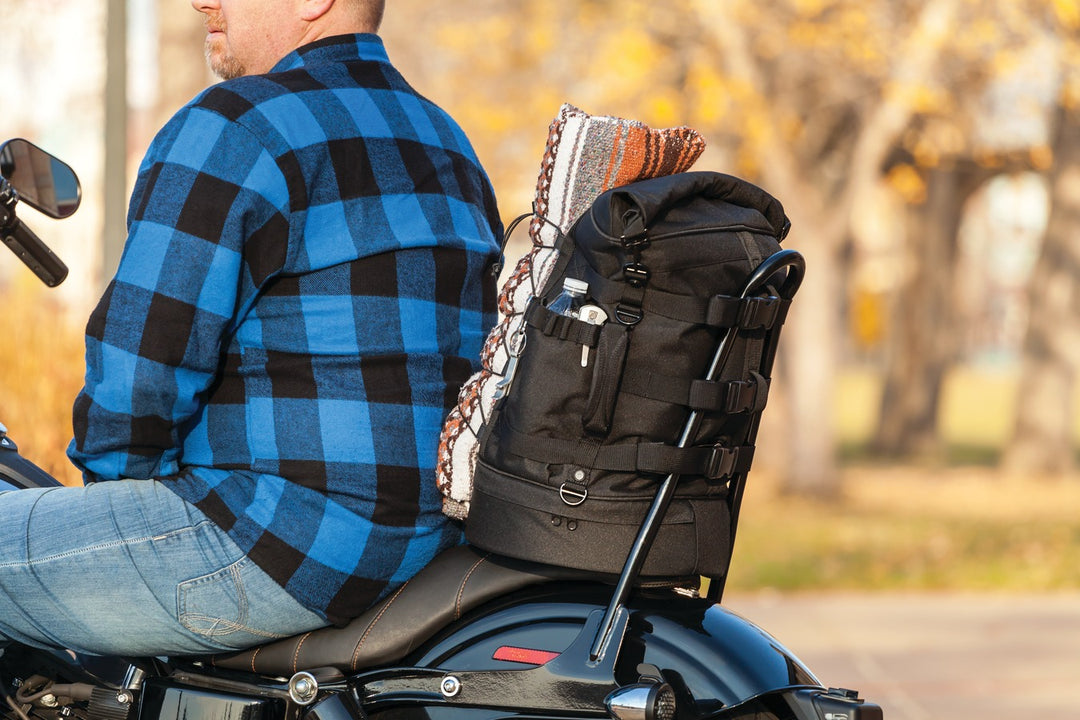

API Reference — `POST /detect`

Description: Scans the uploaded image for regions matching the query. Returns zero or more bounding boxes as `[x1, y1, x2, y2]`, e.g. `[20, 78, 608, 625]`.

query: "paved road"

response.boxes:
[723, 592, 1080, 719]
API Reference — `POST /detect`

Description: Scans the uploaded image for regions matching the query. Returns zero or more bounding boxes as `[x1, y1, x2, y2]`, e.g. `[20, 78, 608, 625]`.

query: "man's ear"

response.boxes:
[299, 0, 335, 21]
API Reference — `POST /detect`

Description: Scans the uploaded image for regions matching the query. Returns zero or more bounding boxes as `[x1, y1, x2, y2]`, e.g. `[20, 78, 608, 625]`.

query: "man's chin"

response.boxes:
[209, 54, 246, 80]
[205, 42, 246, 80]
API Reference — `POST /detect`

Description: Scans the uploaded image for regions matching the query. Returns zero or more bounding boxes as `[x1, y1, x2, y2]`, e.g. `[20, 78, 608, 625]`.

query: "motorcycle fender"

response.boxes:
[393, 585, 821, 716]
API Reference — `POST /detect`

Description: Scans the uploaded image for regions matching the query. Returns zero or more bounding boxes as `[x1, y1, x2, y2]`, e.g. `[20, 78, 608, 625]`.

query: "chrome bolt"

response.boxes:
[440, 675, 462, 698]
[288, 672, 319, 706]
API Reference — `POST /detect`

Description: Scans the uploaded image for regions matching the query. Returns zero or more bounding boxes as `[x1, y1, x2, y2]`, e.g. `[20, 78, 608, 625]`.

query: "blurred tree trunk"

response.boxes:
[103, 0, 127, 283]
[1003, 106, 1080, 476]
[698, 0, 960, 496]
[155, 0, 211, 129]
[873, 163, 983, 457]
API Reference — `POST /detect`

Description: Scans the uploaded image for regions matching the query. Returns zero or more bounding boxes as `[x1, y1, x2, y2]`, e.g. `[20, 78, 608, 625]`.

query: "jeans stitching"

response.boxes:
[178, 559, 290, 641]
[0, 519, 217, 568]
[178, 613, 285, 639]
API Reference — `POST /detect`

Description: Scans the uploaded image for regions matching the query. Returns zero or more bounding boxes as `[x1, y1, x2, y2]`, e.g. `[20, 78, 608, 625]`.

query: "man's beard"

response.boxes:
[203, 14, 245, 80]
[207, 42, 246, 80]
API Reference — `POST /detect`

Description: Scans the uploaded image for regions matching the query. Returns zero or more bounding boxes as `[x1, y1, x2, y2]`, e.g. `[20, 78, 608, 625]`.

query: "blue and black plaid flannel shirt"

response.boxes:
[67, 34, 503, 624]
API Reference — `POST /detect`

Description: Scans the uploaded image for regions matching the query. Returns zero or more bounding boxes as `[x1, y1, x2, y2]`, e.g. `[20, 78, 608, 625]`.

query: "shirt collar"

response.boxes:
[269, 33, 389, 73]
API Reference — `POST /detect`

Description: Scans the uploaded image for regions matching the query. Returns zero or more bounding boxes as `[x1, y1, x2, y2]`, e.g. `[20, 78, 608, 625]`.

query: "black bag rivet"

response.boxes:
[551, 516, 562, 527]
[567, 520, 578, 531]
[559, 483, 588, 506]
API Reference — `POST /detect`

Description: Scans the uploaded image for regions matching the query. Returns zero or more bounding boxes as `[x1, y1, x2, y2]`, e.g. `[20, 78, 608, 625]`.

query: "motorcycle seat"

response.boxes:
[199, 545, 607, 677]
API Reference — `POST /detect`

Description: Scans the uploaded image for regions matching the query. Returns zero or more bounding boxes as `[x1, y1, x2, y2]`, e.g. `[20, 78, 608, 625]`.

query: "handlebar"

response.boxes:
[0, 215, 69, 287]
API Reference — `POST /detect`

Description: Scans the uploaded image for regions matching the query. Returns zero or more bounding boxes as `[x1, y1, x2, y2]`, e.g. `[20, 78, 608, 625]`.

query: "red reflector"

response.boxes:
[492, 646, 561, 665]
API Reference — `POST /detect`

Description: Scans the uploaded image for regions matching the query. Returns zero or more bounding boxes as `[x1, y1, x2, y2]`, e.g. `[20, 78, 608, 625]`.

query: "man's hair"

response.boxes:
[355, 0, 386, 31]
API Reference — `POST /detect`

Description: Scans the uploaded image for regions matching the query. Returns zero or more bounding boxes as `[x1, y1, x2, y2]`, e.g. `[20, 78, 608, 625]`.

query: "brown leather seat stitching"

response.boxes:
[350, 581, 411, 671]
[292, 632, 313, 674]
[455, 553, 490, 620]
[250, 646, 261, 674]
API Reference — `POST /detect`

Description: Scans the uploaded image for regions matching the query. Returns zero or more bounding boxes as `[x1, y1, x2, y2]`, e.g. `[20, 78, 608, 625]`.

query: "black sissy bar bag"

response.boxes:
[466, 171, 793, 579]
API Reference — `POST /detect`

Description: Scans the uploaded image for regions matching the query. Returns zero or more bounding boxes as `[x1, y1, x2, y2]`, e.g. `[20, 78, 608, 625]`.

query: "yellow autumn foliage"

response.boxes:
[1054, 0, 1080, 27]
[0, 275, 85, 486]
[886, 163, 928, 204]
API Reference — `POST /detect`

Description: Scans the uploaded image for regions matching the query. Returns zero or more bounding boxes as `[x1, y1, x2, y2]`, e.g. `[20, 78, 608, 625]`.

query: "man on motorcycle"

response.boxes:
[0, 0, 502, 657]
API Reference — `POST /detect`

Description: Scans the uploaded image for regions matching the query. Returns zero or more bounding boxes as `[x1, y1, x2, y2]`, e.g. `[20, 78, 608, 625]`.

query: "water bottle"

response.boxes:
[547, 277, 589, 318]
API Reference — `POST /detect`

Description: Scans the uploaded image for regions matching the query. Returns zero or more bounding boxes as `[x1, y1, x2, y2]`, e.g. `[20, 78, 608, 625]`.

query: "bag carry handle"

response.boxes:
[604, 171, 791, 242]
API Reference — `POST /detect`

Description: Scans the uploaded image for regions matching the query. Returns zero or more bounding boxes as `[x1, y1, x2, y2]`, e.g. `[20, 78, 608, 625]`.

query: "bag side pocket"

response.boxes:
[582, 323, 629, 436]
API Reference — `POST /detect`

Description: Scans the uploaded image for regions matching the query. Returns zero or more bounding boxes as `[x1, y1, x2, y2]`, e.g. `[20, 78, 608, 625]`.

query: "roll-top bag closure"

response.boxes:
[596, 171, 791, 243]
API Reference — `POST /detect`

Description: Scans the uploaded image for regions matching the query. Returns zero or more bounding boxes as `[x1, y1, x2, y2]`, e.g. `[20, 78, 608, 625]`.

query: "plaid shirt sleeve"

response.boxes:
[68, 105, 289, 481]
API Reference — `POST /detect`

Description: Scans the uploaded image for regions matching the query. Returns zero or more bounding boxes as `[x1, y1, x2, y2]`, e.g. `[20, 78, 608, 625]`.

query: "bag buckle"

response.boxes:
[723, 380, 755, 414]
[739, 296, 782, 330]
[622, 262, 651, 288]
[704, 445, 738, 480]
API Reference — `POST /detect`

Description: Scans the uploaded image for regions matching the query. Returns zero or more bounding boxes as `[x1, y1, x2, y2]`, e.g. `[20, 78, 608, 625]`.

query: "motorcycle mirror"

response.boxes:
[0, 138, 81, 219]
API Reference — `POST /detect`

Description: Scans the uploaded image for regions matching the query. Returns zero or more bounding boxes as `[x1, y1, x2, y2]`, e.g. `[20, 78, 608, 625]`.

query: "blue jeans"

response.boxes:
[0, 479, 327, 656]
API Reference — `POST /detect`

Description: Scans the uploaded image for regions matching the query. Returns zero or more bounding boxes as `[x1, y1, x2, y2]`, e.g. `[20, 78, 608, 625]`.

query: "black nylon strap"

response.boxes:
[700, 294, 791, 329]
[584, 275, 790, 329]
[496, 426, 755, 480]
[620, 368, 770, 414]
[524, 302, 605, 346]
[731, 295, 790, 330]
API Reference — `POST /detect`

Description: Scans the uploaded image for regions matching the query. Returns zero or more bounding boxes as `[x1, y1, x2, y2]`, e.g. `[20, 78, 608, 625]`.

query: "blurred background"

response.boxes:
[1, 2, 1078, 711]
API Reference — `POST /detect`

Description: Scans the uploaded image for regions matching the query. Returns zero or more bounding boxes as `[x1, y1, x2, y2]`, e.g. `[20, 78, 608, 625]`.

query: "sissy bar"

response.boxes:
[587, 248, 806, 663]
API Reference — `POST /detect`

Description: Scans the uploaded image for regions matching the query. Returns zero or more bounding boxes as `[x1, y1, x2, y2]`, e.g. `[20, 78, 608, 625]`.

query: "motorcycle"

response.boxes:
[0, 138, 883, 720]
